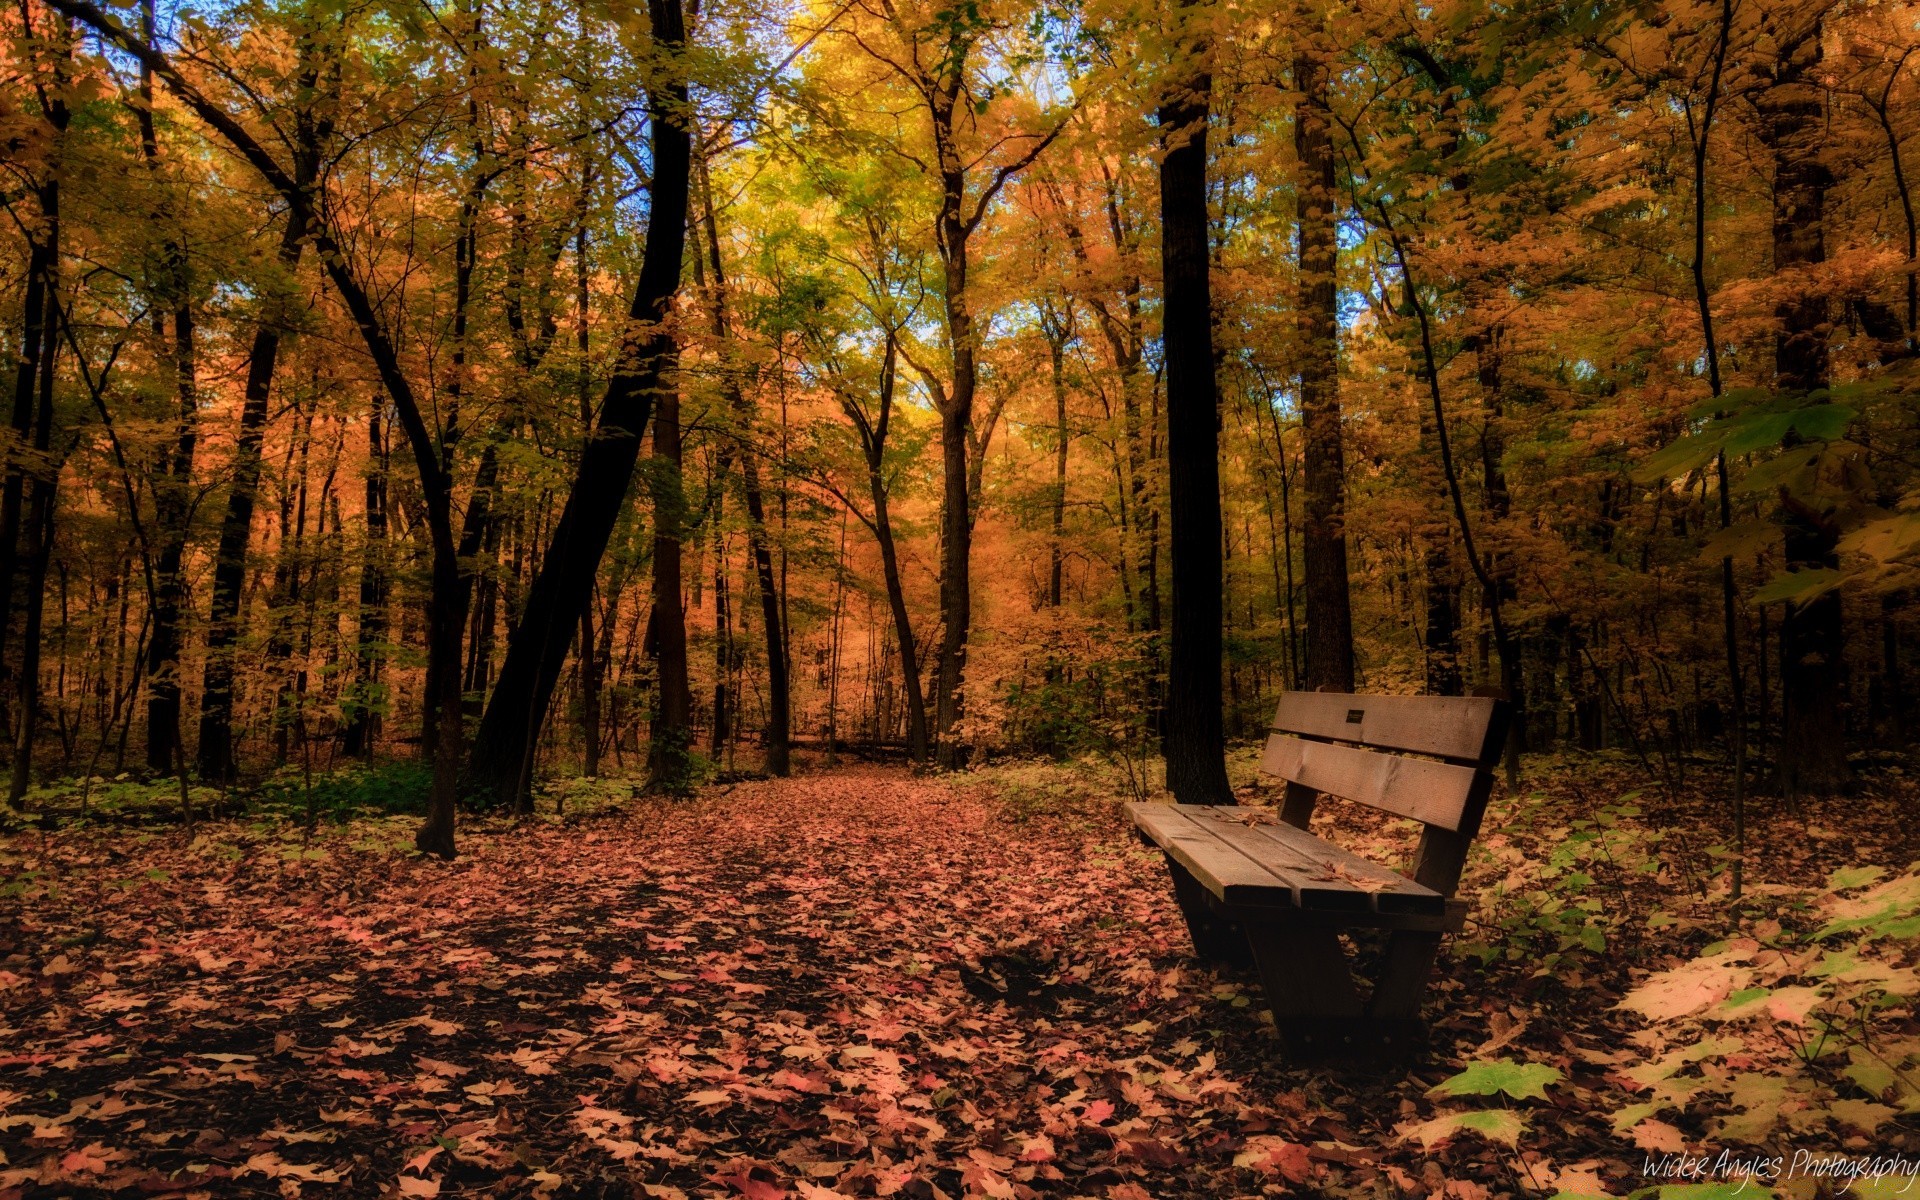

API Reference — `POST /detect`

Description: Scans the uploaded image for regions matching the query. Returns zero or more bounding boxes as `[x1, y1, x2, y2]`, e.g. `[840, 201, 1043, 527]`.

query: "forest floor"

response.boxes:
[2, 756, 1919, 1200]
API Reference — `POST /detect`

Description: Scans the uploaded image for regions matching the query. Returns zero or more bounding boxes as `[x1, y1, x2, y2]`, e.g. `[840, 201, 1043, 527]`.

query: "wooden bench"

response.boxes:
[1129, 690, 1509, 1059]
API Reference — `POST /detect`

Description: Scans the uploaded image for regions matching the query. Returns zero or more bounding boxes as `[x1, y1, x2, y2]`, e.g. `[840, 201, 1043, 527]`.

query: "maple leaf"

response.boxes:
[1400, 1110, 1527, 1150]
[1617, 957, 1750, 1022]
[1428, 1059, 1564, 1102]
[1630, 1120, 1688, 1153]
[1232, 1135, 1314, 1180]
[58, 1144, 116, 1175]
[713, 1164, 788, 1200]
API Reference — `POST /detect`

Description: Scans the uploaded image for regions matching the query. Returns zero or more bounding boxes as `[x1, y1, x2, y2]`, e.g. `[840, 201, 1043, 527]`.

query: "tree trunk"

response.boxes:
[1761, 17, 1849, 798]
[1158, 31, 1234, 806]
[341, 406, 387, 757]
[464, 0, 690, 808]
[1294, 34, 1355, 694]
[1044, 305, 1070, 608]
[196, 202, 310, 779]
[646, 380, 693, 792]
[695, 145, 789, 775]
[138, 0, 197, 776]
[579, 597, 600, 776]
[7, 183, 62, 804]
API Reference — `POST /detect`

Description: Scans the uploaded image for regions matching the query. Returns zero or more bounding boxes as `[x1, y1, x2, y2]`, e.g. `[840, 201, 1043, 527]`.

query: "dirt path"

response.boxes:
[0, 767, 1681, 1198]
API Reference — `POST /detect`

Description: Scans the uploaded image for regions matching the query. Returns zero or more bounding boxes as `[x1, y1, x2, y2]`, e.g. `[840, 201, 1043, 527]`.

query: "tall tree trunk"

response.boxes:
[138, 0, 197, 776]
[196, 194, 312, 779]
[1294, 32, 1355, 694]
[710, 495, 732, 757]
[1761, 16, 1849, 798]
[932, 201, 978, 768]
[695, 144, 789, 775]
[645, 379, 693, 792]
[1158, 25, 1234, 806]
[464, 0, 690, 808]
[7, 5, 66, 797]
[865, 335, 929, 762]
[341, 406, 387, 757]
[1043, 303, 1071, 608]
[9, 345, 58, 805]
[0, 236, 54, 723]
[6, 143, 62, 804]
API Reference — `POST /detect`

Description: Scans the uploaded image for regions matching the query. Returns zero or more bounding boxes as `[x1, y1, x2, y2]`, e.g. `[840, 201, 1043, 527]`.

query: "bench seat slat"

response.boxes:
[1129, 803, 1294, 907]
[1129, 803, 1445, 917]
[1260, 734, 1489, 835]
[1167, 804, 1444, 916]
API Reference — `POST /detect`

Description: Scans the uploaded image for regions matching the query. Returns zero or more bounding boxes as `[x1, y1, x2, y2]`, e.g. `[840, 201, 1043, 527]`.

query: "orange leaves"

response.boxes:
[20, 765, 1907, 1200]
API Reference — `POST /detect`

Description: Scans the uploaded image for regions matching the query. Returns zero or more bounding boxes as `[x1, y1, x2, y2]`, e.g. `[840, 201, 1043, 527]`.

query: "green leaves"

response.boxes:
[1634, 388, 1856, 485]
[1428, 1058, 1564, 1101]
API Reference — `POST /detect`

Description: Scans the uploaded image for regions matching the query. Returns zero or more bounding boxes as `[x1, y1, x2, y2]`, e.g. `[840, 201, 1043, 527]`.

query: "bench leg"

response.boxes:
[1246, 923, 1424, 1060]
[1165, 859, 1252, 967]
[1368, 930, 1443, 1021]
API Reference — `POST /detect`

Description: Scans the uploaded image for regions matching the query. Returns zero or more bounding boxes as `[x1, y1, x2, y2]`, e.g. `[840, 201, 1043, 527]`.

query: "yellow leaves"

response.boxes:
[1399, 1109, 1528, 1150]
[1618, 952, 1752, 1021]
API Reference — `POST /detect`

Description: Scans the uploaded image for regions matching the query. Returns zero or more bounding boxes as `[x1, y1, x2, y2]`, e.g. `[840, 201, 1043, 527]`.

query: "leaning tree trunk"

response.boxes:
[463, 0, 690, 809]
[1761, 18, 1849, 798]
[868, 335, 930, 762]
[196, 203, 310, 779]
[1294, 33, 1355, 694]
[1158, 26, 1235, 806]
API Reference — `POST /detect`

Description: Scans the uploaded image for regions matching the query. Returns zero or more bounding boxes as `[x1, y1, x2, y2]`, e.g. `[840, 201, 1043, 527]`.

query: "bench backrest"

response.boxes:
[1259, 690, 1510, 896]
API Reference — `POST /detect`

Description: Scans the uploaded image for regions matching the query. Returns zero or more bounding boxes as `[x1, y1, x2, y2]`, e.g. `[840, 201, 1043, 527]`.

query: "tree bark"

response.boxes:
[866, 335, 929, 762]
[1760, 15, 1849, 798]
[196, 192, 312, 779]
[1158, 28, 1234, 806]
[464, 0, 690, 808]
[137, 0, 198, 776]
[645, 377, 693, 792]
[695, 145, 789, 775]
[1293, 33, 1355, 694]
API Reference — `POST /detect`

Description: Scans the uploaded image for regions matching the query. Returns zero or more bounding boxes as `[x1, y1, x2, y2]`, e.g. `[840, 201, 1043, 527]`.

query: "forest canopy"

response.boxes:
[1, 0, 1917, 852]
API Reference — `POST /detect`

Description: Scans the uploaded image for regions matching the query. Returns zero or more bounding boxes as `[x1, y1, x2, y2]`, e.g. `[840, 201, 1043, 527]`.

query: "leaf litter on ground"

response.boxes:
[0, 757, 1916, 1199]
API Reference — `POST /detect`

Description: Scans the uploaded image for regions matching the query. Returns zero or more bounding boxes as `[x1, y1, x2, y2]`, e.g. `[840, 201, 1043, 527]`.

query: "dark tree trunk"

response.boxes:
[464, 0, 690, 808]
[137, 0, 197, 776]
[7, 176, 62, 803]
[695, 148, 789, 775]
[341, 406, 387, 757]
[1043, 305, 1070, 608]
[710, 496, 731, 757]
[1294, 38, 1355, 694]
[142, 302, 196, 776]
[197, 202, 310, 779]
[646, 382, 693, 792]
[1761, 19, 1849, 798]
[0, 236, 54, 719]
[1158, 41, 1234, 806]
[867, 335, 929, 762]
